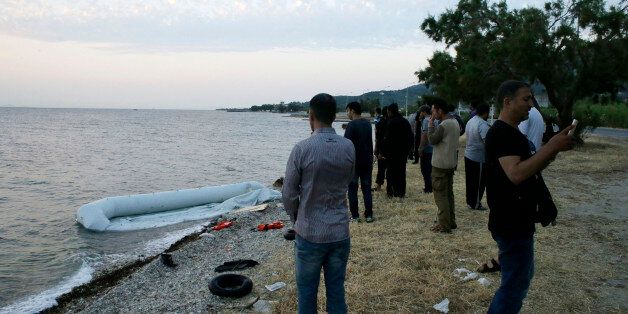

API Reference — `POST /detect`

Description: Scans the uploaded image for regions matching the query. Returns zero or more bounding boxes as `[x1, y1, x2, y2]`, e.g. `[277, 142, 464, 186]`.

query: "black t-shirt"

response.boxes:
[344, 118, 374, 169]
[485, 120, 537, 237]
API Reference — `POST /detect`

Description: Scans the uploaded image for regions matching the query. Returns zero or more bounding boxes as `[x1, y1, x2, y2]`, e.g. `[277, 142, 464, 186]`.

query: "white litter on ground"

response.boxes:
[453, 267, 492, 286]
[433, 298, 450, 313]
[477, 277, 491, 286]
[264, 282, 286, 292]
[453, 267, 478, 281]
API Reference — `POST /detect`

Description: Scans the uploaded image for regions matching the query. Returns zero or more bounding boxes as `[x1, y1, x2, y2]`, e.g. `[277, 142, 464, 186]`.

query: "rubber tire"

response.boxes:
[208, 274, 253, 297]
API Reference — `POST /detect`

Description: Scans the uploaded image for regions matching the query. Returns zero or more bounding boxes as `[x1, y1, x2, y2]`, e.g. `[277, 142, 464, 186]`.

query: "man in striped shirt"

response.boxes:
[282, 93, 356, 314]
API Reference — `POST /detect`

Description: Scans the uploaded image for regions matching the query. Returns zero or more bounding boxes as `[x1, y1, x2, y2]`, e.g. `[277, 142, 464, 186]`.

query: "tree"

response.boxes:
[416, 0, 627, 127]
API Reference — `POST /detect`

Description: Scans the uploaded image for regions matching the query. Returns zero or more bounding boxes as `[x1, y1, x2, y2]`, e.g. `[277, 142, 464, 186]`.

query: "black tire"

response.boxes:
[208, 274, 253, 297]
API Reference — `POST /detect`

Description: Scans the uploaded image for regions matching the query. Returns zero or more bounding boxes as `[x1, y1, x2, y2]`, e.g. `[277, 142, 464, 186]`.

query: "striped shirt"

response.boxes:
[282, 127, 355, 243]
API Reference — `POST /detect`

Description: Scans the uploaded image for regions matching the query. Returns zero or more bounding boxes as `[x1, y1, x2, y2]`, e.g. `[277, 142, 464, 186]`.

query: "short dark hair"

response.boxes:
[309, 93, 336, 125]
[497, 80, 530, 106]
[419, 104, 431, 114]
[429, 97, 450, 113]
[375, 107, 382, 114]
[475, 103, 490, 116]
[388, 103, 399, 115]
[346, 101, 362, 114]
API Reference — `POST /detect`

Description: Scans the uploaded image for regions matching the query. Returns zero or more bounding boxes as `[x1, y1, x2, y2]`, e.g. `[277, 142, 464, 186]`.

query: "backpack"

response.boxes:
[451, 113, 465, 136]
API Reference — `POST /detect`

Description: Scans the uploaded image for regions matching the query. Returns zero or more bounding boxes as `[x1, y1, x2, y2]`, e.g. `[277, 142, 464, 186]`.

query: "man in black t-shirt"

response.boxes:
[485, 80, 575, 313]
[345, 102, 374, 222]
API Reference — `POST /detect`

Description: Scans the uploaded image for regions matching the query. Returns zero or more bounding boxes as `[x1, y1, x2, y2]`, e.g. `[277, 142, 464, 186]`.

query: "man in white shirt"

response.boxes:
[518, 100, 545, 151]
[464, 103, 491, 210]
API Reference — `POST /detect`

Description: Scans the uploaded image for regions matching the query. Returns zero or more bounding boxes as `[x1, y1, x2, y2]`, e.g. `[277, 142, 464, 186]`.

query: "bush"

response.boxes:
[574, 101, 628, 129]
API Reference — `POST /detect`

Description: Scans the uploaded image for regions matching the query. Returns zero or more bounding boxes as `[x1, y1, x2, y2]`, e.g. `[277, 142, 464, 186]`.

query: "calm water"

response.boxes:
[0, 108, 333, 312]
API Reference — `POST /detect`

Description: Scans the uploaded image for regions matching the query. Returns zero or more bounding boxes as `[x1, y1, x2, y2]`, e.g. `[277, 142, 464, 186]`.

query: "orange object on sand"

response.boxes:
[257, 220, 284, 231]
[211, 221, 233, 231]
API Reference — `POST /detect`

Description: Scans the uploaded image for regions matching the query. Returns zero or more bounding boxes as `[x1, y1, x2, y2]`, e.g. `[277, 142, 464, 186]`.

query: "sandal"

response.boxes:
[478, 258, 501, 273]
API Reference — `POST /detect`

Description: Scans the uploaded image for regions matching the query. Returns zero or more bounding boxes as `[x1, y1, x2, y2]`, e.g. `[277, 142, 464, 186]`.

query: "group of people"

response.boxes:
[281, 80, 576, 314]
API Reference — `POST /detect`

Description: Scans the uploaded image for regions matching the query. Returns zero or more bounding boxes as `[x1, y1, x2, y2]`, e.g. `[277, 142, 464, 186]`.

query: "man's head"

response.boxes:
[388, 103, 400, 116]
[375, 107, 382, 115]
[429, 97, 449, 120]
[418, 104, 431, 119]
[382, 106, 389, 118]
[309, 93, 336, 130]
[475, 103, 490, 120]
[497, 80, 533, 122]
[345, 101, 361, 120]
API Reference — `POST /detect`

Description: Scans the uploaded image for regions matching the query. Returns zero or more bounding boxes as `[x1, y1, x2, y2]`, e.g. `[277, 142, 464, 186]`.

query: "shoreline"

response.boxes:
[41, 201, 292, 313]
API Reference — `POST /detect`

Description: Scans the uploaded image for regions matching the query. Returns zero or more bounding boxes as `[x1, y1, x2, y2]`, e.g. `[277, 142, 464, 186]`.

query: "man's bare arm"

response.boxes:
[499, 125, 575, 185]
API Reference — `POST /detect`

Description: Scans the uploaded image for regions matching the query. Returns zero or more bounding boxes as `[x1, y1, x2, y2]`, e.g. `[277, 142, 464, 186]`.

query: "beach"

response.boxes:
[40, 134, 627, 313]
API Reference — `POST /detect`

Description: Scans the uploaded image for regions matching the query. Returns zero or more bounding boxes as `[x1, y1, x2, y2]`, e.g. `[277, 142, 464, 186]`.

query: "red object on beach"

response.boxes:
[211, 221, 233, 231]
[257, 220, 284, 231]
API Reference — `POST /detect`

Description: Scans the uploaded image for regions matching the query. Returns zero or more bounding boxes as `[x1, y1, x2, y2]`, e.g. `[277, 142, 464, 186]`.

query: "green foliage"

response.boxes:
[416, 0, 628, 129]
[574, 101, 628, 129]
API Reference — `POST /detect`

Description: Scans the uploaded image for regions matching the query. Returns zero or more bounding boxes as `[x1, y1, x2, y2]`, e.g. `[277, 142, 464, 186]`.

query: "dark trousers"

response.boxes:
[464, 157, 487, 209]
[420, 152, 433, 192]
[386, 158, 407, 198]
[348, 166, 373, 219]
[375, 158, 387, 185]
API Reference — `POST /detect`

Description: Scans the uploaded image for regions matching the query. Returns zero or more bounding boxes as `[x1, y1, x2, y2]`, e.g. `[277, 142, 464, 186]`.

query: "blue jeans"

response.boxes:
[348, 165, 373, 218]
[488, 233, 535, 314]
[295, 235, 350, 314]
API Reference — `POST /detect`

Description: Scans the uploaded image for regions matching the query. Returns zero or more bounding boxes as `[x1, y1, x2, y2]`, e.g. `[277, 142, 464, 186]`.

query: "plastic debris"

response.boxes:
[253, 299, 272, 313]
[433, 298, 449, 313]
[477, 277, 491, 286]
[265, 281, 286, 292]
[453, 268, 478, 282]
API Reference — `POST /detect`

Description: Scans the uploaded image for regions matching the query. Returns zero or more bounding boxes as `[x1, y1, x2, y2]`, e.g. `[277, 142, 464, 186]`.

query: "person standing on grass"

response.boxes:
[464, 103, 491, 210]
[344, 101, 374, 223]
[417, 104, 436, 193]
[282, 93, 355, 314]
[486, 80, 575, 313]
[428, 98, 460, 233]
[373, 106, 388, 191]
[382, 103, 414, 198]
[518, 96, 545, 151]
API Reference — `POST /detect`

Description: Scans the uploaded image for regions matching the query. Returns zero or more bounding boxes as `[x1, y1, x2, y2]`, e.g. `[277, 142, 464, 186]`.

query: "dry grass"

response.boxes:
[262, 135, 628, 313]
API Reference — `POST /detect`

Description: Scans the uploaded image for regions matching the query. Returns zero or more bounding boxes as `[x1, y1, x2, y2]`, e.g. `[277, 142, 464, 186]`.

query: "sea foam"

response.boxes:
[0, 262, 94, 314]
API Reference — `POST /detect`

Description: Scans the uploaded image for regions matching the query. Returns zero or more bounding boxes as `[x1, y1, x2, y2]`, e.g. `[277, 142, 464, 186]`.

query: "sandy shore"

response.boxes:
[45, 202, 293, 313]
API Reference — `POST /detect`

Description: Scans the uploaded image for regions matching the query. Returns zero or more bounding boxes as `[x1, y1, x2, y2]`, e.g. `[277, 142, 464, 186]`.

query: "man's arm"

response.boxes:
[479, 121, 490, 143]
[499, 126, 575, 185]
[282, 146, 302, 223]
[428, 123, 444, 145]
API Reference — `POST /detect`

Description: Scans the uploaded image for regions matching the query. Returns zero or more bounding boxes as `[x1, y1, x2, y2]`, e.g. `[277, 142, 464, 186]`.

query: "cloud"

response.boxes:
[0, 0, 448, 51]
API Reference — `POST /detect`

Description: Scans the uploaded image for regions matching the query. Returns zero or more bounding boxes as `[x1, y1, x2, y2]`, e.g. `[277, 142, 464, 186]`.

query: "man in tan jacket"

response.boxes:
[428, 98, 460, 233]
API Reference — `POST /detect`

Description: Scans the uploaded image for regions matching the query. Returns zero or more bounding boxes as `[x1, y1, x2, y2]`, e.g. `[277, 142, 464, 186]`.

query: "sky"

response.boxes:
[0, 0, 582, 109]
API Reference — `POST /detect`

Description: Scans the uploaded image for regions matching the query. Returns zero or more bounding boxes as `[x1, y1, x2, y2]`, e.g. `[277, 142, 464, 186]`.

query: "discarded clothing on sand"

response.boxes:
[214, 259, 260, 273]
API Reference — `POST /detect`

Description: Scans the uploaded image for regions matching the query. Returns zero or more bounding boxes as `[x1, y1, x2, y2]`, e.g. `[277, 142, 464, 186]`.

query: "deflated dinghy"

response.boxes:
[76, 181, 281, 231]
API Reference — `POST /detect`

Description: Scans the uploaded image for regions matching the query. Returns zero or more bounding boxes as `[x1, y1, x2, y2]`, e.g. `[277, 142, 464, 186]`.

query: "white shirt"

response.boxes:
[518, 107, 545, 151]
[464, 115, 490, 163]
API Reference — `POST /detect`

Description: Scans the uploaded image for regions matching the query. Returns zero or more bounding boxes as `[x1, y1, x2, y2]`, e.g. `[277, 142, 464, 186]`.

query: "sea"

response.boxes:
[0, 107, 340, 313]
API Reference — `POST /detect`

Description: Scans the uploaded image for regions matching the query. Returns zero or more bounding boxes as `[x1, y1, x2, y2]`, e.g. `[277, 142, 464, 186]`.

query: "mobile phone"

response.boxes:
[567, 119, 578, 136]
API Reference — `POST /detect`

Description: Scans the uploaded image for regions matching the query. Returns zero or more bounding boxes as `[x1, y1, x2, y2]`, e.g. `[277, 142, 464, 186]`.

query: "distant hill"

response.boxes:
[223, 84, 432, 113]
[334, 84, 430, 108]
